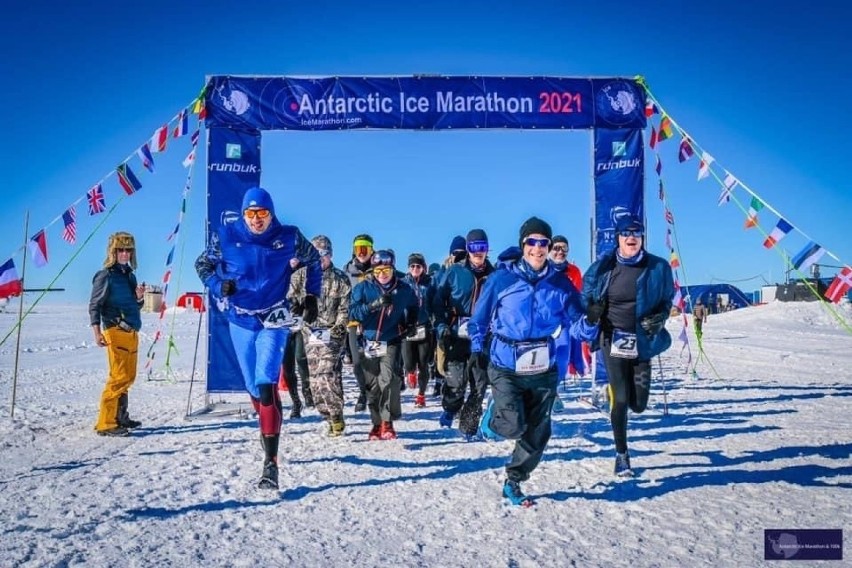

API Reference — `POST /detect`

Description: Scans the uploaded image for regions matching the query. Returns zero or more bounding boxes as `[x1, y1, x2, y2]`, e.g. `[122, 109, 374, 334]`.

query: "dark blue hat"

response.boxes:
[449, 235, 466, 254]
[615, 213, 644, 233]
[242, 187, 274, 216]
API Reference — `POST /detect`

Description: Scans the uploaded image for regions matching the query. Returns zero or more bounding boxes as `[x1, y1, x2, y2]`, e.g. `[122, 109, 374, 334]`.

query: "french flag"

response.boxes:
[28, 230, 48, 268]
[151, 125, 168, 152]
[0, 258, 23, 299]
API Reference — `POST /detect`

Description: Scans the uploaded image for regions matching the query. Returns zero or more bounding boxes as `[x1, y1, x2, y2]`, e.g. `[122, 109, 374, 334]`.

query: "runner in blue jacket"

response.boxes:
[195, 186, 321, 490]
[469, 217, 597, 505]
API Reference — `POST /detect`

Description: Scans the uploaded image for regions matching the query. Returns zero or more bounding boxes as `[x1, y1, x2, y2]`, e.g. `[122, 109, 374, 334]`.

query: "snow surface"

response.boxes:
[0, 301, 850, 567]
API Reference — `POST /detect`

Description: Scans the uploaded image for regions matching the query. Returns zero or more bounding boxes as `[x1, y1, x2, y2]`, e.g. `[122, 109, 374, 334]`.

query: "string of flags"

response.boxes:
[643, 92, 852, 308]
[0, 91, 207, 300]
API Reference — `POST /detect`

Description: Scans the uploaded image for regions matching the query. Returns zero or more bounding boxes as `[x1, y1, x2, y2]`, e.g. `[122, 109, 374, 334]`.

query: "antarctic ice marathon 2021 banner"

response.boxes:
[204, 75, 647, 131]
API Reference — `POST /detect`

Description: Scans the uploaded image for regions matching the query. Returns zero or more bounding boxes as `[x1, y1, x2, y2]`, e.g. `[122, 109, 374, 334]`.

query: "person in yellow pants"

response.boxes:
[89, 232, 145, 437]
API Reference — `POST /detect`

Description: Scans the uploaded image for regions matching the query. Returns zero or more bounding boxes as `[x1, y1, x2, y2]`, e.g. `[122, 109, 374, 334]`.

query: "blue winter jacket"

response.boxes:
[195, 215, 321, 330]
[468, 261, 597, 373]
[432, 259, 495, 338]
[349, 276, 419, 343]
[403, 272, 434, 327]
[582, 250, 674, 360]
[88, 264, 143, 331]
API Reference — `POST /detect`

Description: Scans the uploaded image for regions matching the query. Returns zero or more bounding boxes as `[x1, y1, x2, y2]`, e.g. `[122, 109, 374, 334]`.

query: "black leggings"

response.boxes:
[401, 338, 432, 394]
[599, 334, 651, 454]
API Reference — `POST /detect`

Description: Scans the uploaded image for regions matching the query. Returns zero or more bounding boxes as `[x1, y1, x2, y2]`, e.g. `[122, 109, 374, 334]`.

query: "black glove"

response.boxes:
[439, 328, 453, 350]
[330, 323, 347, 341]
[221, 279, 237, 297]
[405, 325, 420, 338]
[290, 301, 304, 316]
[381, 293, 394, 306]
[303, 295, 319, 325]
[369, 293, 393, 312]
[586, 302, 605, 324]
[471, 350, 489, 368]
[640, 311, 668, 336]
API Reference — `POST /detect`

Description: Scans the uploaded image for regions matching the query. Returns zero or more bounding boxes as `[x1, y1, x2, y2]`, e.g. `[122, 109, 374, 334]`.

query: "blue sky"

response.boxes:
[2, 1, 851, 304]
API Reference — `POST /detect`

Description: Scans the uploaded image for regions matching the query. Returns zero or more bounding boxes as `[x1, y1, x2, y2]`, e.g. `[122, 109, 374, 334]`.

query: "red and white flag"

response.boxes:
[825, 267, 852, 303]
[151, 125, 168, 152]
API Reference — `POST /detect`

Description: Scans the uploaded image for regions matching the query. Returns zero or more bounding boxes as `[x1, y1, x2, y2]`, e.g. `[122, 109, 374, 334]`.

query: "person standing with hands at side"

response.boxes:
[692, 299, 708, 339]
[195, 187, 321, 490]
[582, 213, 673, 477]
[90, 232, 146, 437]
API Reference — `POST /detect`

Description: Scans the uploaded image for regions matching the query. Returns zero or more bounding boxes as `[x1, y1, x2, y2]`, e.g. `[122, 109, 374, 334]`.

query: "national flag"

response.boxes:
[644, 100, 659, 118]
[182, 149, 196, 168]
[697, 152, 714, 180]
[172, 110, 188, 137]
[28, 230, 48, 268]
[61, 207, 77, 245]
[762, 219, 794, 249]
[117, 163, 142, 195]
[649, 126, 658, 149]
[0, 258, 23, 299]
[665, 209, 674, 224]
[165, 246, 175, 267]
[87, 183, 106, 215]
[190, 129, 200, 146]
[136, 143, 155, 173]
[655, 154, 661, 176]
[825, 267, 852, 303]
[669, 251, 680, 269]
[151, 125, 168, 152]
[678, 137, 694, 162]
[791, 241, 826, 272]
[657, 115, 673, 142]
[744, 196, 764, 229]
[723, 171, 738, 190]
[658, 180, 665, 201]
[665, 228, 672, 250]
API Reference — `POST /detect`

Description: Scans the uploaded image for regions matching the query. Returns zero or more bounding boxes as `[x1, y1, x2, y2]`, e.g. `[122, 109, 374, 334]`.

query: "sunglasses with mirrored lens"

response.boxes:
[317, 249, 331, 257]
[373, 266, 393, 276]
[618, 230, 644, 238]
[466, 240, 489, 254]
[551, 244, 568, 253]
[523, 237, 551, 248]
[244, 208, 271, 219]
[354, 245, 373, 257]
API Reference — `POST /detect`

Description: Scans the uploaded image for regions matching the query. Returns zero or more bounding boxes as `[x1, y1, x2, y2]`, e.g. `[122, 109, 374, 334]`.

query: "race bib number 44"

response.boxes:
[514, 341, 550, 375]
[610, 329, 638, 359]
[262, 307, 294, 329]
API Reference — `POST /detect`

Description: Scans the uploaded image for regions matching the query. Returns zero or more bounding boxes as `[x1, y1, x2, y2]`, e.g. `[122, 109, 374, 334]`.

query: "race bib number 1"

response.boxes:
[610, 329, 638, 359]
[514, 341, 550, 375]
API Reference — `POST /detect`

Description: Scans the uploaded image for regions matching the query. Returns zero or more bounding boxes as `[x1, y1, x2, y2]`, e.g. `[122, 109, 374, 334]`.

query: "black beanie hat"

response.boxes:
[466, 228, 488, 243]
[519, 216, 553, 246]
[408, 253, 426, 267]
[552, 235, 568, 246]
[449, 235, 466, 254]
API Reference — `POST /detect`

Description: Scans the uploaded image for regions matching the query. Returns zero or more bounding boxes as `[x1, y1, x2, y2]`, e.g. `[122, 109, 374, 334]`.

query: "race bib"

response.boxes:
[404, 325, 428, 342]
[364, 341, 388, 359]
[457, 317, 470, 338]
[610, 329, 638, 359]
[514, 340, 550, 375]
[261, 307, 296, 329]
[307, 328, 331, 345]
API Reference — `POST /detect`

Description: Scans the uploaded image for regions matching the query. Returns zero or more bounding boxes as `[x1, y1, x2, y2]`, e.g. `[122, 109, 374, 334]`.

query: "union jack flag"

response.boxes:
[61, 207, 77, 244]
[87, 184, 106, 215]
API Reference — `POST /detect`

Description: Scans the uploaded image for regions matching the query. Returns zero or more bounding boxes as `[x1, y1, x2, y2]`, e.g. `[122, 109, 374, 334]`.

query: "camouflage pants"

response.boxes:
[304, 334, 344, 421]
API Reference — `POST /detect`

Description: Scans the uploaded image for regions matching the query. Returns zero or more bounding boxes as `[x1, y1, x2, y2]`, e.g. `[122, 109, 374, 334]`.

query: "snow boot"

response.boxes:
[289, 399, 302, 420]
[117, 394, 142, 429]
[503, 479, 533, 507]
[97, 427, 130, 437]
[614, 452, 634, 477]
[258, 459, 279, 489]
[478, 396, 503, 442]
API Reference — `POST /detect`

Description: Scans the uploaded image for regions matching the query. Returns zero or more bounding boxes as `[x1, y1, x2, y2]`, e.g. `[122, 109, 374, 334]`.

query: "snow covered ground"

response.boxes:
[0, 301, 850, 567]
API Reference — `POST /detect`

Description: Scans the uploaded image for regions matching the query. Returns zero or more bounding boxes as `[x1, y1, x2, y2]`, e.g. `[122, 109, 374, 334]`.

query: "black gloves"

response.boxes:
[640, 311, 668, 336]
[586, 302, 605, 324]
[405, 325, 420, 338]
[369, 293, 394, 312]
[303, 295, 319, 325]
[439, 328, 453, 350]
[330, 323, 347, 341]
[221, 279, 237, 297]
[290, 301, 304, 316]
[471, 350, 489, 368]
